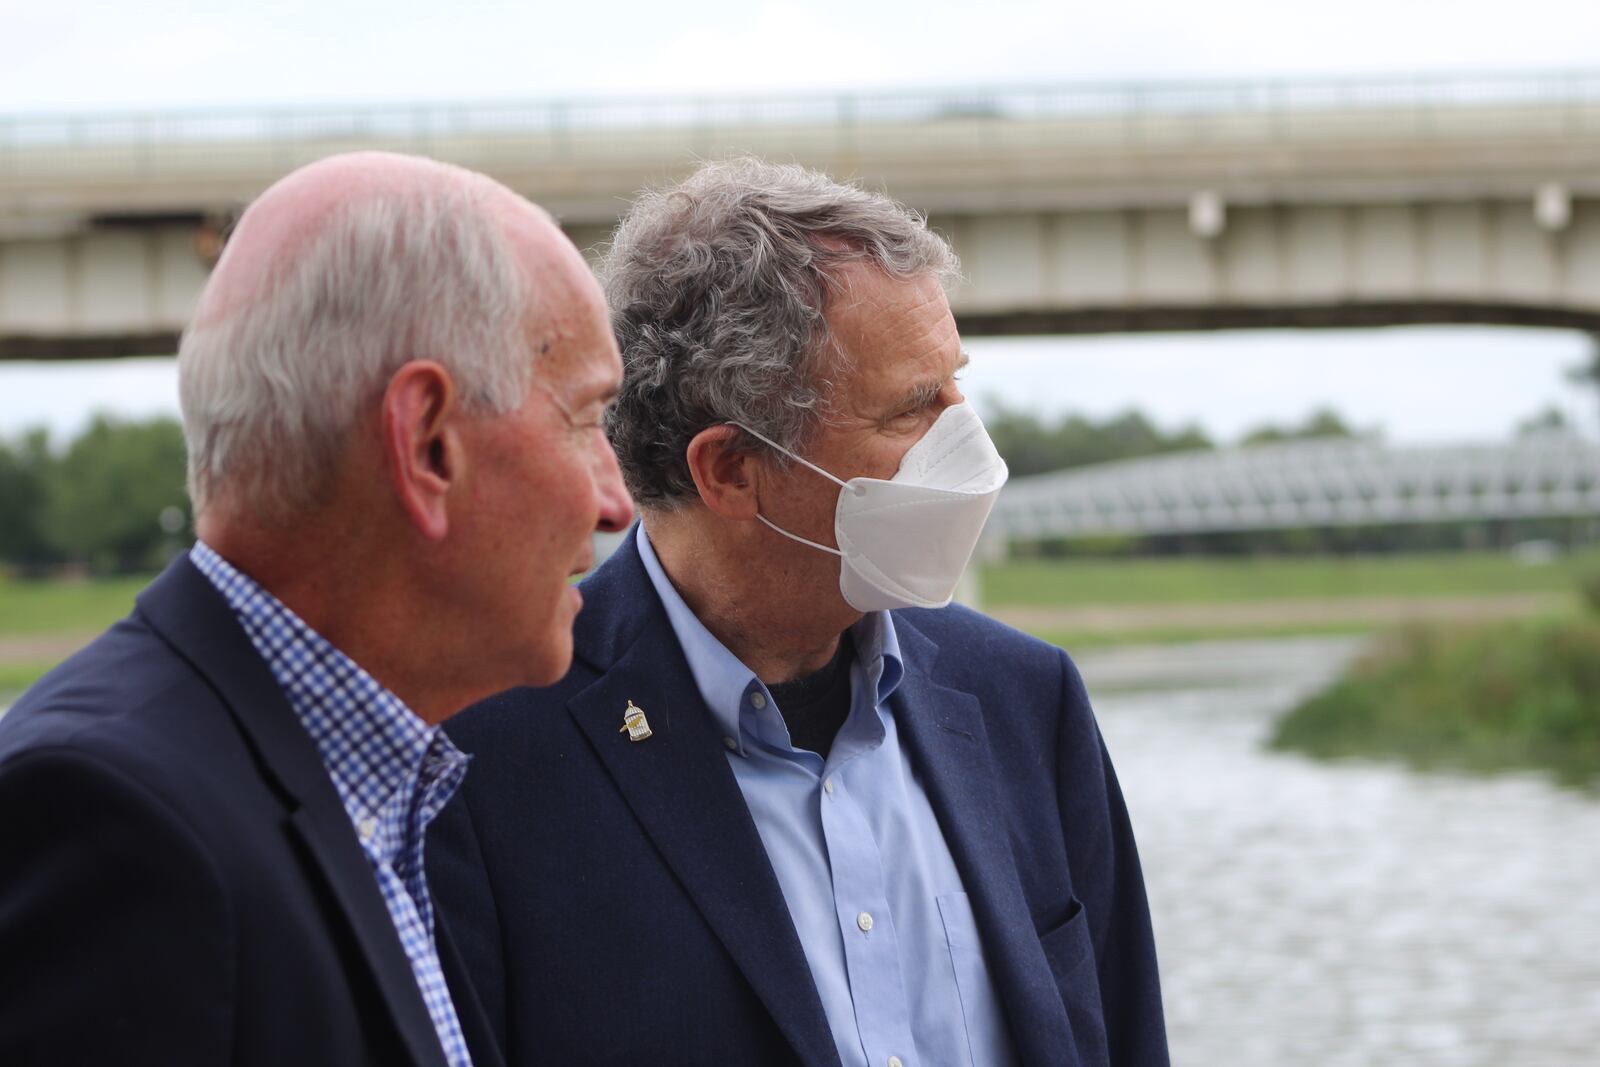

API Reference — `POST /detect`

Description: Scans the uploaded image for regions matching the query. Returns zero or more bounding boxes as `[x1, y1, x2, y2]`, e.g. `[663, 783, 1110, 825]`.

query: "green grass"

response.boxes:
[0, 660, 59, 702]
[981, 549, 1600, 607]
[1, 549, 1595, 669]
[1028, 619, 1378, 650]
[0, 574, 152, 637]
[1268, 615, 1600, 788]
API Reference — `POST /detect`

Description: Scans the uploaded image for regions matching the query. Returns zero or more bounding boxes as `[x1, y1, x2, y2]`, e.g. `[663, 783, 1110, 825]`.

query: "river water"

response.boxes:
[1077, 636, 1600, 1067]
[3, 634, 1594, 1063]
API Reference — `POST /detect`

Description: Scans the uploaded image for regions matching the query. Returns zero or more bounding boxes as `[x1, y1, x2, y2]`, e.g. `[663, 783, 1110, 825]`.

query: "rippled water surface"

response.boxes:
[1077, 637, 1600, 1067]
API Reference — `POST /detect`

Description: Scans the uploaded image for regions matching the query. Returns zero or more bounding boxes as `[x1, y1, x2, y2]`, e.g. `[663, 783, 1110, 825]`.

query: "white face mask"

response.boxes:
[733, 401, 1009, 612]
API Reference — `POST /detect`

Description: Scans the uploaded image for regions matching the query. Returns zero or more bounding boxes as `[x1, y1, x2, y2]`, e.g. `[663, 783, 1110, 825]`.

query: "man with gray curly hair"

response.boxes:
[0, 152, 633, 1066]
[432, 158, 1168, 1066]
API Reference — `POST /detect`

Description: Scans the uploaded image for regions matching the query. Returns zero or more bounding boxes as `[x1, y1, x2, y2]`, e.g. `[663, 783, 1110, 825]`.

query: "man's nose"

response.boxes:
[593, 442, 635, 534]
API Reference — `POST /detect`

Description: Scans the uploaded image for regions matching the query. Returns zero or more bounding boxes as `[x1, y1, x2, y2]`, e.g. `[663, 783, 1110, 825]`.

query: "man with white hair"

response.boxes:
[0, 151, 633, 1066]
[431, 159, 1167, 1066]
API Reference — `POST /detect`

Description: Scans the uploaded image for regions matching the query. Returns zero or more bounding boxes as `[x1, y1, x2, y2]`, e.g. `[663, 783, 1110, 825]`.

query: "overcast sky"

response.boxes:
[4, 0, 1599, 446]
[6, 0, 1600, 109]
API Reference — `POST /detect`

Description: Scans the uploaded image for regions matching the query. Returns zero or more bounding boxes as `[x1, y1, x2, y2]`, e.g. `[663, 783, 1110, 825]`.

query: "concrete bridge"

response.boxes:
[5, 71, 1600, 359]
[985, 434, 1600, 544]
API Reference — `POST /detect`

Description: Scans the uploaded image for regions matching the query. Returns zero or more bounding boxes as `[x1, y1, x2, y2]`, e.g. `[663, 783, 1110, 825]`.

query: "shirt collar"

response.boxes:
[189, 541, 468, 860]
[635, 526, 904, 758]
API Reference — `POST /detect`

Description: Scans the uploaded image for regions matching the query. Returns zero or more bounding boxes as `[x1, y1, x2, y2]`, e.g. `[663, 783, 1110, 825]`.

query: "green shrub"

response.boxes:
[1580, 572, 1600, 615]
[1269, 617, 1600, 788]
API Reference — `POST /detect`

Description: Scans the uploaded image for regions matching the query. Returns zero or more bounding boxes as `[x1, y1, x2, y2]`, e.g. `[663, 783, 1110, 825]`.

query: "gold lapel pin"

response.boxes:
[618, 699, 653, 742]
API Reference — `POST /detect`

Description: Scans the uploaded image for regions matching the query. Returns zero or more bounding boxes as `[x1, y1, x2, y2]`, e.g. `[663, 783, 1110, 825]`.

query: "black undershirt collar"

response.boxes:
[765, 633, 855, 758]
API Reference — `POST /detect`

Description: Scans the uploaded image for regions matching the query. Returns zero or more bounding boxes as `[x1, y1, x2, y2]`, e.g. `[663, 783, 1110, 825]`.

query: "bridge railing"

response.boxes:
[4, 70, 1600, 179]
[987, 436, 1600, 540]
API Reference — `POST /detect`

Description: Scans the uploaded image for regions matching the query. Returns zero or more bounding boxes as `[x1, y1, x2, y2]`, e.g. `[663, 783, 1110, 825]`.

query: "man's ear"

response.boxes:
[685, 425, 762, 520]
[382, 361, 459, 541]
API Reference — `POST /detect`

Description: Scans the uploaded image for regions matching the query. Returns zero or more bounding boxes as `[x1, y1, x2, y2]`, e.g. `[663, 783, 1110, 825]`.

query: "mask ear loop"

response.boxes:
[755, 514, 844, 557]
[728, 422, 849, 557]
[727, 422, 851, 490]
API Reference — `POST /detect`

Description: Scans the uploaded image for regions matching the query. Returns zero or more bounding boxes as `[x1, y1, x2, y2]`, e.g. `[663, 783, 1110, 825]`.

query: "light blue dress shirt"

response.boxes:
[637, 528, 1017, 1067]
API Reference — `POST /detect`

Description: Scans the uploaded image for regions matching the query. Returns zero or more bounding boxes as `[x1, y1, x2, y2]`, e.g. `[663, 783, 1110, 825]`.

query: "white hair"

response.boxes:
[178, 172, 532, 521]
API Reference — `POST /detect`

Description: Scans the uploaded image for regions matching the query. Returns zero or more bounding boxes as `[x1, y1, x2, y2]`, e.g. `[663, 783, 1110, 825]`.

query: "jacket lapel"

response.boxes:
[566, 537, 842, 1067]
[436, 911, 507, 1067]
[889, 617, 1080, 1062]
[136, 557, 450, 1067]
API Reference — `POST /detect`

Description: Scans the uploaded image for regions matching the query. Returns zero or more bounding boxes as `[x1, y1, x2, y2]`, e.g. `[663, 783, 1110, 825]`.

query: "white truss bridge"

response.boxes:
[987, 435, 1600, 541]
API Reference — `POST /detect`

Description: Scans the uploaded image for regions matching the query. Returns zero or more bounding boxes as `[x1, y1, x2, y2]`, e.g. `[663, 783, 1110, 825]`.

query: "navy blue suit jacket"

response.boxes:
[430, 531, 1168, 1066]
[0, 557, 502, 1067]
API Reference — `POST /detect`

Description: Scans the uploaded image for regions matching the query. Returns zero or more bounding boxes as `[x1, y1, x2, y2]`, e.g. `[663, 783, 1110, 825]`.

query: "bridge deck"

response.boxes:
[7, 72, 1600, 359]
[7, 73, 1600, 220]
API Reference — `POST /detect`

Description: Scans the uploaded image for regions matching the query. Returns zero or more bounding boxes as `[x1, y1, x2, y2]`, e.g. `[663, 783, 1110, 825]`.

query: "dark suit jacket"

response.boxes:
[429, 530, 1168, 1066]
[0, 556, 502, 1067]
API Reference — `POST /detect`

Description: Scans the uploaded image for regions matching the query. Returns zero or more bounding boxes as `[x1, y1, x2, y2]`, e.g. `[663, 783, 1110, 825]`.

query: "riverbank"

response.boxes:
[1085, 635, 1600, 1067]
[1269, 615, 1600, 788]
[3, 549, 1594, 699]
[982, 548, 1600, 606]
[994, 590, 1571, 648]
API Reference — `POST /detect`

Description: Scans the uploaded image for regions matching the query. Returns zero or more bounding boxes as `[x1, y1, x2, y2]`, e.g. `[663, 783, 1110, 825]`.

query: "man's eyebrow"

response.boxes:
[888, 352, 971, 412]
[893, 380, 944, 411]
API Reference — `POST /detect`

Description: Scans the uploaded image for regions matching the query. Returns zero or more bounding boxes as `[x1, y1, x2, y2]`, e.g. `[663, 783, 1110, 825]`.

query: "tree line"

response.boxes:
[0, 398, 1588, 575]
[986, 404, 1365, 478]
[0, 406, 1363, 575]
[0, 416, 190, 575]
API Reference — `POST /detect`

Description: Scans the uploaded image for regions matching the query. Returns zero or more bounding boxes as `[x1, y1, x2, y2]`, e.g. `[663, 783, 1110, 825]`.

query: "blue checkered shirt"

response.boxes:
[191, 542, 473, 1067]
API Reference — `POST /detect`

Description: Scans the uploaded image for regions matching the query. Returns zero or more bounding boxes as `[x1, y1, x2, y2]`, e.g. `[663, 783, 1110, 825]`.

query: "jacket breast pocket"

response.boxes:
[1039, 897, 1095, 978]
[1038, 898, 1111, 1065]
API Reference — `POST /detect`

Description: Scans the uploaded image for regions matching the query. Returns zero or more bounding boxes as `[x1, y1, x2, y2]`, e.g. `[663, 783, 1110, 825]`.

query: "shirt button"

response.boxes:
[824, 777, 835, 795]
[857, 911, 874, 933]
[750, 691, 767, 709]
[723, 736, 739, 751]
[357, 817, 377, 842]
[888, 1058, 904, 1067]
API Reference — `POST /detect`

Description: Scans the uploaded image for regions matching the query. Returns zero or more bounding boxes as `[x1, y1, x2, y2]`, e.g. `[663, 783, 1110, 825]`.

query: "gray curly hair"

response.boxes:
[600, 157, 959, 509]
